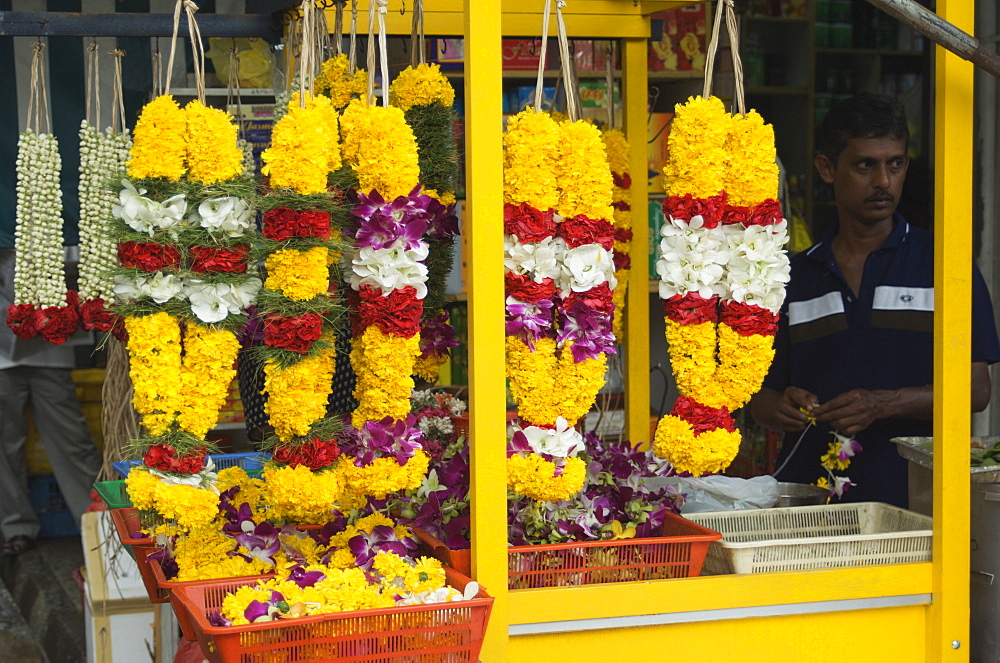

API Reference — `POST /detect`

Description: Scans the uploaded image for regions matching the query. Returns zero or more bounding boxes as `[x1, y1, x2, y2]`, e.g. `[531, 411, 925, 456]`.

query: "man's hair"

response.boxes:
[817, 93, 908, 164]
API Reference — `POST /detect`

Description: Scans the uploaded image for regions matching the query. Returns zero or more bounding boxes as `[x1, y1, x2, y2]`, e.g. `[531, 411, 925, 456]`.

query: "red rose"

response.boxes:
[558, 215, 615, 250]
[35, 304, 80, 344]
[503, 203, 556, 242]
[662, 293, 718, 325]
[356, 285, 423, 338]
[749, 198, 783, 226]
[612, 200, 631, 212]
[80, 297, 119, 333]
[143, 444, 207, 474]
[7, 303, 39, 339]
[118, 241, 181, 271]
[720, 300, 779, 336]
[262, 207, 332, 241]
[563, 282, 615, 315]
[663, 192, 727, 228]
[723, 205, 753, 226]
[264, 312, 324, 353]
[273, 437, 340, 470]
[189, 244, 249, 274]
[614, 228, 633, 243]
[613, 252, 632, 271]
[505, 273, 557, 303]
[670, 397, 735, 434]
[613, 172, 632, 189]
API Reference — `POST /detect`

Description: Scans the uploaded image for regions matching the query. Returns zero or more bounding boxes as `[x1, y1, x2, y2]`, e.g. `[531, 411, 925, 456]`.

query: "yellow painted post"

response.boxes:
[623, 37, 652, 445]
[463, 0, 508, 661]
[930, 0, 975, 660]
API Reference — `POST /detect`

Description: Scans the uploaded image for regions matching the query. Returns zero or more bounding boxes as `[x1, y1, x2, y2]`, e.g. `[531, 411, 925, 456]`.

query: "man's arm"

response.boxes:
[809, 362, 991, 437]
[749, 386, 819, 433]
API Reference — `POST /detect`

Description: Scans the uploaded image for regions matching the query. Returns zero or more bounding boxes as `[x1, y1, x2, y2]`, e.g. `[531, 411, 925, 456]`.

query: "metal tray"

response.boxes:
[892, 436, 1000, 483]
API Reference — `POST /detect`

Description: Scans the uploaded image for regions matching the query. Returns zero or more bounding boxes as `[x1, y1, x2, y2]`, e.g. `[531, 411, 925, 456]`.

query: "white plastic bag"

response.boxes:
[657, 475, 780, 513]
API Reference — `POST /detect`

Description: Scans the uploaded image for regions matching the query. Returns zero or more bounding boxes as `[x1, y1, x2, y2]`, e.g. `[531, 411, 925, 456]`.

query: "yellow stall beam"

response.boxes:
[930, 0, 975, 660]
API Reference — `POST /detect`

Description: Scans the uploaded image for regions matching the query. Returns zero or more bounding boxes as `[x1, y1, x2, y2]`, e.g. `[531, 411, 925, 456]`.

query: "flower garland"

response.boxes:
[261, 92, 341, 195]
[602, 128, 632, 340]
[77, 121, 131, 336]
[8, 130, 79, 344]
[817, 432, 862, 499]
[501, 109, 618, 502]
[114, 94, 260, 502]
[315, 53, 368, 110]
[653, 95, 790, 476]
[389, 63, 461, 383]
[339, 97, 432, 498]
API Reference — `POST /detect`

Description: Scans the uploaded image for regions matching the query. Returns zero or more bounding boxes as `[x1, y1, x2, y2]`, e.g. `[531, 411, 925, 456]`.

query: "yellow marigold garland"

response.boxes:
[505, 336, 557, 426]
[315, 54, 368, 109]
[339, 99, 421, 200]
[261, 93, 340, 194]
[556, 120, 615, 221]
[701, 325, 776, 411]
[506, 454, 587, 503]
[264, 246, 330, 301]
[125, 468, 219, 530]
[174, 528, 280, 581]
[177, 325, 240, 439]
[125, 312, 182, 436]
[262, 464, 347, 524]
[662, 96, 730, 198]
[263, 346, 337, 441]
[412, 352, 448, 382]
[340, 451, 430, 499]
[184, 100, 243, 185]
[127, 94, 187, 181]
[724, 109, 779, 207]
[388, 63, 456, 112]
[554, 344, 608, 426]
[652, 416, 741, 477]
[503, 109, 561, 210]
[350, 326, 421, 424]
[664, 319, 718, 400]
[612, 268, 629, 339]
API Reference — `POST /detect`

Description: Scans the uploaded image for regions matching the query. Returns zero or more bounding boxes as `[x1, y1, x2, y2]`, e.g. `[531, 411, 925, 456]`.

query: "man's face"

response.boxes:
[815, 135, 909, 226]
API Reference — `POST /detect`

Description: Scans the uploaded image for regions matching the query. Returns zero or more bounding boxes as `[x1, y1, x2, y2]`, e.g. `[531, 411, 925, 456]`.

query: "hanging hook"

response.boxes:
[400, 0, 406, 15]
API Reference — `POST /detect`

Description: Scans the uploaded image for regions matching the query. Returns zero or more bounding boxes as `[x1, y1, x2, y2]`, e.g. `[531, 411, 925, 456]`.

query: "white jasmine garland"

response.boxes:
[14, 130, 68, 308]
[349, 240, 430, 298]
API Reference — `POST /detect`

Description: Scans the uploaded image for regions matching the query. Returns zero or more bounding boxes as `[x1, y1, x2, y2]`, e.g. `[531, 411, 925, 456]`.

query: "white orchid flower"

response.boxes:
[561, 244, 617, 295]
[192, 196, 253, 238]
[349, 240, 430, 298]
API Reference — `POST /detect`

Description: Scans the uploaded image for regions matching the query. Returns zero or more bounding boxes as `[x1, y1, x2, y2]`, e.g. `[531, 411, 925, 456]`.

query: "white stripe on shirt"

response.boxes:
[788, 291, 845, 326]
[873, 285, 934, 312]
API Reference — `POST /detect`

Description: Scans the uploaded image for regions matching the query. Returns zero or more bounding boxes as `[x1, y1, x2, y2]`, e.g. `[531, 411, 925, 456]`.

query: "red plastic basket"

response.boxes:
[150, 559, 276, 642]
[110, 507, 169, 603]
[415, 511, 722, 589]
[172, 568, 494, 663]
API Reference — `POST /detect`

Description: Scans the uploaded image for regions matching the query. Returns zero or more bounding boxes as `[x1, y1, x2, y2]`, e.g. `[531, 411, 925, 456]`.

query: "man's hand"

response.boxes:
[810, 389, 886, 437]
[749, 386, 819, 432]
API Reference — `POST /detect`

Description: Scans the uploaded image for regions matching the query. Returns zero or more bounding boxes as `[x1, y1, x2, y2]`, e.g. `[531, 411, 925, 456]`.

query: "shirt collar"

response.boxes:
[805, 213, 910, 263]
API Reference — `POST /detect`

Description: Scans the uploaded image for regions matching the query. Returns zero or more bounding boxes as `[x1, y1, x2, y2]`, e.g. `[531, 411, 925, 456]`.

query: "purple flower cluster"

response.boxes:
[340, 415, 425, 467]
[348, 525, 418, 571]
[557, 300, 617, 362]
[349, 186, 438, 250]
[504, 298, 555, 349]
[419, 311, 460, 358]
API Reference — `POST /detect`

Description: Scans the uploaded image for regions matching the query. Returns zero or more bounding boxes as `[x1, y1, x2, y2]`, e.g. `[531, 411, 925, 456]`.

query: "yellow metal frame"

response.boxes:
[328, 1, 975, 659]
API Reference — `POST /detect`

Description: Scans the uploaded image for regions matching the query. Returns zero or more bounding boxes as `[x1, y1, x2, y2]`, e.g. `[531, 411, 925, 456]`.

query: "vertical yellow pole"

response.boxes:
[930, 0, 974, 660]
[464, 1, 508, 661]
[623, 37, 651, 445]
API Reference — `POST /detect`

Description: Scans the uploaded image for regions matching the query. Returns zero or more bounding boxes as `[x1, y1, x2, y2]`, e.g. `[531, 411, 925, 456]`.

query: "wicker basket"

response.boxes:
[172, 569, 493, 663]
[686, 502, 933, 575]
[415, 511, 721, 589]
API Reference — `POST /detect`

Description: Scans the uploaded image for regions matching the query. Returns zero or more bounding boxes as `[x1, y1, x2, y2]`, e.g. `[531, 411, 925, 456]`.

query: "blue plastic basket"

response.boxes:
[112, 452, 271, 479]
[27, 475, 79, 538]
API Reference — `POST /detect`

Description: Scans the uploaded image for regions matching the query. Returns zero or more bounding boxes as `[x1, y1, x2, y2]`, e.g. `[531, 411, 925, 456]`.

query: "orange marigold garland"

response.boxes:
[653, 96, 790, 476]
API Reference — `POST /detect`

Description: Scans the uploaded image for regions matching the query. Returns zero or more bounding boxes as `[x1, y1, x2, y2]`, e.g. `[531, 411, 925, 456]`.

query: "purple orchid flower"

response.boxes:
[222, 502, 257, 537]
[505, 297, 555, 348]
[239, 306, 265, 348]
[286, 564, 327, 588]
[557, 302, 617, 361]
[348, 525, 418, 570]
[233, 522, 281, 565]
[208, 610, 232, 627]
[339, 415, 425, 467]
[419, 311, 460, 356]
[147, 545, 179, 580]
[349, 187, 433, 250]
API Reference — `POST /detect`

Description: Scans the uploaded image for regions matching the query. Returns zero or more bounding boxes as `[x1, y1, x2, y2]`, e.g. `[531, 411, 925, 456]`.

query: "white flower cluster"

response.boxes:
[112, 272, 262, 324]
[656, 214, 791, 313]
[509, 417, 583, 459]
[503, 232, 617, 298]
[14, 131, 68, 308]
[78, 120, 131, 302]
[350, 241, 430, 299]
[112, 182, 253, 241]
[237, 138, 256, 179]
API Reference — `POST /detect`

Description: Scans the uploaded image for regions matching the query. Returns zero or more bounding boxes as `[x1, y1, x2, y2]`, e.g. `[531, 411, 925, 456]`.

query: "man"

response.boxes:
[750, 93, 1000, 507]
[0, 250, 101, 555]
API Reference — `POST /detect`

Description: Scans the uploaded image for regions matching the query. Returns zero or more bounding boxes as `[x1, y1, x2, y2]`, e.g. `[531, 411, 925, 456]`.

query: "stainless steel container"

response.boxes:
[775, 482, 829, 507]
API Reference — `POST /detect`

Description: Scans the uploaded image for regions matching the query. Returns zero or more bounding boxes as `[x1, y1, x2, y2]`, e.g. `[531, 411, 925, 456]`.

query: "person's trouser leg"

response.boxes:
[27, 367, 101, 525]
[0, 367, 41, 540]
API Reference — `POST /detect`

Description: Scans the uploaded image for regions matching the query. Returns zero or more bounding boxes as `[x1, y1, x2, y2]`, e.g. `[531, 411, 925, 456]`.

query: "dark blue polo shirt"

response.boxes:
[764, 215, 1000, 506]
